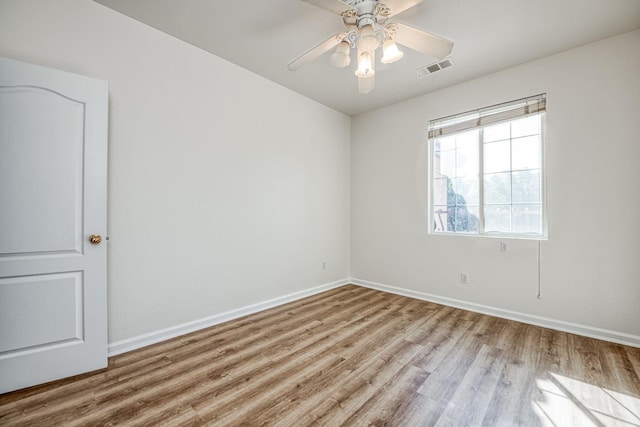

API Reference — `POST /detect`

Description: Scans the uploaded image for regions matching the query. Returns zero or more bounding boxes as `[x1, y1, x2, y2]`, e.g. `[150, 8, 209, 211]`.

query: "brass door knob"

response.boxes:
[89, 234, 102, 245]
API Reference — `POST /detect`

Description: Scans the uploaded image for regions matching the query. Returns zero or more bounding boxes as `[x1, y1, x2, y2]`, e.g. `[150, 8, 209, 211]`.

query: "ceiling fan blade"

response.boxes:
[383, 0, 424, 17]
[301, 0, 353, 15]
[390, 22, 453, 59]
[287, 33, 346, 71]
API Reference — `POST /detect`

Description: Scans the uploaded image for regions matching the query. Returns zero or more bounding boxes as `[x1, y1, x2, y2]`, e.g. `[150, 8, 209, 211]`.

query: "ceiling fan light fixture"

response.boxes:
[358, 75, 375, 94]
[287, 0, 454, 95]
[329, 41, 351, 68]
[381, 38, 404, 64]
[355, 50, 375, 78]
[357, 24, 379, 52]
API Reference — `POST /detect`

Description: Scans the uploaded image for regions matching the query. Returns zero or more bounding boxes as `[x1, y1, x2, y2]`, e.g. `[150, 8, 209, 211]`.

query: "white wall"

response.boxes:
[2, 0, 638, 349]
[351, 30, 640, 342]
[0, 0, 351, 343]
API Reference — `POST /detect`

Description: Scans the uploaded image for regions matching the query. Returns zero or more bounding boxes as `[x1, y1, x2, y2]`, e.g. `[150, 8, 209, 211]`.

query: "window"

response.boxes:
[429, 94, 546, 238]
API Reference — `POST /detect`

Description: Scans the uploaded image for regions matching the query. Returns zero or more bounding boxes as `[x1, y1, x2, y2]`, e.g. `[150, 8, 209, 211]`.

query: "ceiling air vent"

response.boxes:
[415, 59, 453, 78]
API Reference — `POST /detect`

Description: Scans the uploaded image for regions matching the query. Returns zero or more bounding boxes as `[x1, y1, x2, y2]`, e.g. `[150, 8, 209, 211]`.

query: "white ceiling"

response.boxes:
[94, 0, 640, 116]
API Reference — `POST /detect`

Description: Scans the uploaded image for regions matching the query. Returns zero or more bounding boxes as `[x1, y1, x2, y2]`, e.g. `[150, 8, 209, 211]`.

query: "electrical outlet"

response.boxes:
[322, 261, 327, 270]
[460, 273, 469, 284]
[500, 241, 508, 252]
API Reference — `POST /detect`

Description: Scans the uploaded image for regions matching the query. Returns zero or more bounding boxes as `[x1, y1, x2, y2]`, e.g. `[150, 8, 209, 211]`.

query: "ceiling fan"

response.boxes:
[287, 0, 454, 94]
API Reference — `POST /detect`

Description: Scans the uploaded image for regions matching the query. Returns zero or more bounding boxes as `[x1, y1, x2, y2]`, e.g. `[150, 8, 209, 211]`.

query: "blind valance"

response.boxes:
[428, 94, 546, 139]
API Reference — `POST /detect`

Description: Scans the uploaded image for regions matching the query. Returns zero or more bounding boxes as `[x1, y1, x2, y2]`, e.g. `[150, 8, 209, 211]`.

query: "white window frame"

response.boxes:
[428, 94, 547, 240]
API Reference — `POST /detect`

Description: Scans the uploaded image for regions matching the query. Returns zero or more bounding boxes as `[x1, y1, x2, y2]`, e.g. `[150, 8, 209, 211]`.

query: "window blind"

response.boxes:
[428, 94, 546, 139]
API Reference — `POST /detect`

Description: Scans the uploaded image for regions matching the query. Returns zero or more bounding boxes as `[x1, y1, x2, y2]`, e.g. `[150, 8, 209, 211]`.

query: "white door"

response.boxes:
[0, 57, 108, 394]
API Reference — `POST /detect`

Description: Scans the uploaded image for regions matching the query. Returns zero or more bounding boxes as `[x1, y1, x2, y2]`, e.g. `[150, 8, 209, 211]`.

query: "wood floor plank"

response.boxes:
[0, 286, 371, 414]
[1, 284, 639, 427]
[71, 289, 392, 425]
[111, 285, 374, 367]
[236, 302, 432, 425]
[341, 363, 430, 426]
[433, 344, 506, 427]
[277, 338, 426, 427]
[626, 347, 640, 381]
[192, 296, 404, 422]
[481, 360, 541, 426]
[479, 323, 545, 426]
[300, 357, 418, 426]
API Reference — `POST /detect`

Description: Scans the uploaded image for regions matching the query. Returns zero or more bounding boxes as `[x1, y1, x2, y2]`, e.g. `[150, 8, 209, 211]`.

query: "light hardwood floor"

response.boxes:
[1, 285, 639, 426]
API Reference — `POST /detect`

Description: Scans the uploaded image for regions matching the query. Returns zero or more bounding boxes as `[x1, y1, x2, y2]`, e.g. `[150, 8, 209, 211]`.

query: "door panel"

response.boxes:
[0, 87, 84, 255]
[0, 57, 108, 394]
[0, 272, 83, 353]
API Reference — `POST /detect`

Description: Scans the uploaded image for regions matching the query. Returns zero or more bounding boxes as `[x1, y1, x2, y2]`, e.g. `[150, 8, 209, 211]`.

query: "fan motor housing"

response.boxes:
[351, 0, 384, 27]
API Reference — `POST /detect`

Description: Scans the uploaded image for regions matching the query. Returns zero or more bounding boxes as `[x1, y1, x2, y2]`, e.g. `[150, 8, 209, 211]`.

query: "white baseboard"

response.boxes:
[351, 278, 640, 348]
[109, 276, 639, 356]
[108, 278, 350, 356]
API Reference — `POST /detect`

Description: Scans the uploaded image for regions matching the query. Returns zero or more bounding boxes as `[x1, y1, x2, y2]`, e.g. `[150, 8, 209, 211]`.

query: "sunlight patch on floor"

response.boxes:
[533, 373, 640, 427]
